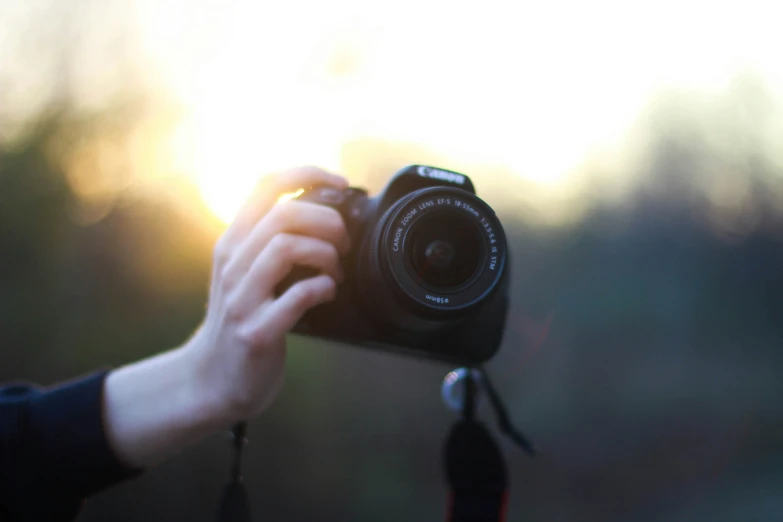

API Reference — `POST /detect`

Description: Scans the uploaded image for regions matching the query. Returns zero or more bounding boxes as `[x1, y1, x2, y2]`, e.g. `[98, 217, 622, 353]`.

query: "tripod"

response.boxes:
[216, 366, 536, 522]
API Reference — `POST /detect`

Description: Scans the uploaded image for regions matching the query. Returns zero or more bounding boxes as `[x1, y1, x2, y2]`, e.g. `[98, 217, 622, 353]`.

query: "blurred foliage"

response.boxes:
[1, 76, 783, 522]
[0, 108, 213, 381]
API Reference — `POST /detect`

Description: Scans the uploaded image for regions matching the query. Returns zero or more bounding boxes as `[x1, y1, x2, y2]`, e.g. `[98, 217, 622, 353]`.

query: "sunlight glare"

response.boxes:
[143, 0, 783, 223]
[278, 188, 305, 204]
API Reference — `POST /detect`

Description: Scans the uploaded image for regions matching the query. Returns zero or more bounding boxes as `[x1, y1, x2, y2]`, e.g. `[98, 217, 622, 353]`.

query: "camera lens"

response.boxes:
[408, 212, 483, 291]
[367, 186, 507, 315]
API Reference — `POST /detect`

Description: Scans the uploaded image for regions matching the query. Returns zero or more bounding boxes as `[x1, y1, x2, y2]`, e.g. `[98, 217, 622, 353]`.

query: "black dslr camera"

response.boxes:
[280, 165, 510, 365]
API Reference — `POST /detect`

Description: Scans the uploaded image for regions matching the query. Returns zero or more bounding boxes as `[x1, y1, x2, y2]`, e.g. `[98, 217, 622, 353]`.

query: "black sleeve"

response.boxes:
[0, 371, 144, 521]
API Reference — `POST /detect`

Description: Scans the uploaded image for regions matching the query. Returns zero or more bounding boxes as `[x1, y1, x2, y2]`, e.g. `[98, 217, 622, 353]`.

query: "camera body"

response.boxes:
[281, 165, 510, 365]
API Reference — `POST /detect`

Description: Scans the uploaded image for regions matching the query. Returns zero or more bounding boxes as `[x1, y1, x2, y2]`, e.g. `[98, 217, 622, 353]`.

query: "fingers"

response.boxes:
[244, 233, 343, 298]
[223, 201, 350, 281]
[223, 166, 349, 246]
[263, 274, 337, 336]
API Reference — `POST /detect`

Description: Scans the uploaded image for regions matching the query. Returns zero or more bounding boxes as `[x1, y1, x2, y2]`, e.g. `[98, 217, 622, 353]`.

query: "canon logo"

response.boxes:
[417, 166, 465, 185]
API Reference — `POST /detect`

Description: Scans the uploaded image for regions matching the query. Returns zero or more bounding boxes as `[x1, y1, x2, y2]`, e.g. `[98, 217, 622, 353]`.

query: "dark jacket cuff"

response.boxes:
[27, 370, 144, 498]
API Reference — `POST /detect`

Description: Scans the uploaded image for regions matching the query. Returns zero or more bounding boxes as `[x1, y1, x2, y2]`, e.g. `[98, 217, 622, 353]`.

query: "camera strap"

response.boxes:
[444, 368, 536, 522]
[215, 368, 534, 522]
[445, 419, 508, 522]
[216, 423, 252, 522]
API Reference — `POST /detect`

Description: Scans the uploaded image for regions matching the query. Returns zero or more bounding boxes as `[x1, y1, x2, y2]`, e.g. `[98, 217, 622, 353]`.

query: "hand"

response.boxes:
[101, 166, 351, 468]
[185, 166, 351, 423]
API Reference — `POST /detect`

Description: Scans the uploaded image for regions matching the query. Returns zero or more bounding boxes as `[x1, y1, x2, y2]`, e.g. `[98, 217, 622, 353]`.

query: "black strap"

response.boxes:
[215, 369, 535, 522]
[445, 420, 508, 522]
[216, 423, 252, 522]
[445, 370, 509, 522]
[444, 368, 537, 522]
[478, 365, 537, 456]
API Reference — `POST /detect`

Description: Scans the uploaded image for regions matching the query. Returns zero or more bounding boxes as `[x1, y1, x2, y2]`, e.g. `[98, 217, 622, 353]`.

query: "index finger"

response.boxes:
[224, 166, 349, 245]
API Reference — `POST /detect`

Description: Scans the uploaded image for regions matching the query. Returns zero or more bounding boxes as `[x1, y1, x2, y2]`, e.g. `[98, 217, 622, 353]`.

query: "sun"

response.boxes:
[153, 0, 783, 225]
[177, 85, 345, 224]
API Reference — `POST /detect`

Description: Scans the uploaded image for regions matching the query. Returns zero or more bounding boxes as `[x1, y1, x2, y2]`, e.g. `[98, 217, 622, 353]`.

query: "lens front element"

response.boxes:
[408, 212, 484, 291]
[376, 187, 507, 313]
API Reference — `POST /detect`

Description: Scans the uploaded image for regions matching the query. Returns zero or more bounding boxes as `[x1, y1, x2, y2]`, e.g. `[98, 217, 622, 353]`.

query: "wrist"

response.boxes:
[181, 323, 285, 429]
[103, 342, 234, 468]
[179, 333, 237, 429]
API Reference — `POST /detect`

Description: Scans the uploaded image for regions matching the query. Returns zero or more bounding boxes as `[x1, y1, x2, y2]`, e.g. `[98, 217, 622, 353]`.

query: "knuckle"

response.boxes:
[269, 233, 296, 257]
[219, 263, 236, 287]
[234, 323, 257, 347]
[234, 324, 255, 347]
[213, 238, 231, 267]
[269, 200, 294, 224]
[293, 277, 335, 309]
[289, 284, 317, 309]
[224, 292, 246, 322]
[236, 321, 274, 349]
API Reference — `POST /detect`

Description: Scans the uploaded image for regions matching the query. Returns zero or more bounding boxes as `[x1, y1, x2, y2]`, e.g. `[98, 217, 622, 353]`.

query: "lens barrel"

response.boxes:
[366, 186, 507, 315]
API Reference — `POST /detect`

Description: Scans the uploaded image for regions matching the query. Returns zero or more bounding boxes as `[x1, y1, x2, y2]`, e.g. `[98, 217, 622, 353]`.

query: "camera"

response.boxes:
[278, 165, 510, 365]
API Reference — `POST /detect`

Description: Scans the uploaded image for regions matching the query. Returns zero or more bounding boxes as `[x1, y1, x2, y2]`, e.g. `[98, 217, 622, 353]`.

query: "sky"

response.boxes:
[2, 0, 783, 223]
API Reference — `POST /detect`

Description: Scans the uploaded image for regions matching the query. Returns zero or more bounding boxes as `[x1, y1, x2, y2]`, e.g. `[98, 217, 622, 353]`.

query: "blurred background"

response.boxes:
[2, 0, 782, 520]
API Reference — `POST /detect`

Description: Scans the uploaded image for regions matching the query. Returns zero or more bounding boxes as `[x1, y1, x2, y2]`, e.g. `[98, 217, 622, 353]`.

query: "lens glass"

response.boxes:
[407, 212, 483, 291]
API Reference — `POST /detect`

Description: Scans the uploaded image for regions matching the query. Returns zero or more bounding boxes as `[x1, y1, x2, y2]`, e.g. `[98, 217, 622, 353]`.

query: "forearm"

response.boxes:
[102, 339, 232, 469]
